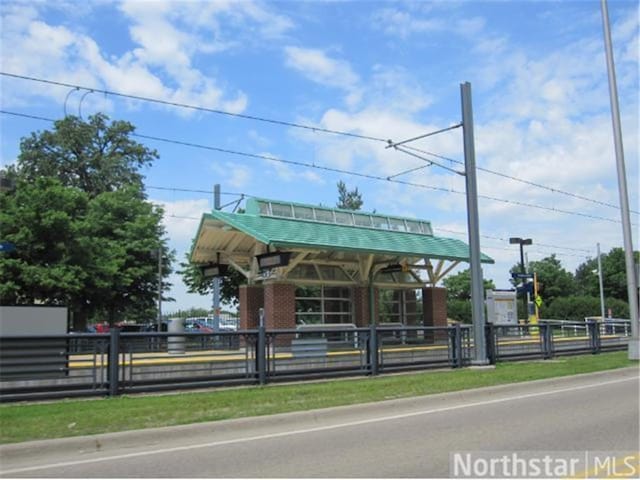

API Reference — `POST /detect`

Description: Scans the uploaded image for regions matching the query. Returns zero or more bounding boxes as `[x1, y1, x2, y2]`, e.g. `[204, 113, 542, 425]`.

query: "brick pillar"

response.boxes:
[239, 284, 264, 329]
[353, 286, 370, 328]
[263, 282, 296, 329]
[423, 287, 448, 342]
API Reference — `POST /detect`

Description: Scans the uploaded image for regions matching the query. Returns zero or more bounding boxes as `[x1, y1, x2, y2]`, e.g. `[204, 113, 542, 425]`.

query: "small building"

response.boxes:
[190, 198, 493, 330]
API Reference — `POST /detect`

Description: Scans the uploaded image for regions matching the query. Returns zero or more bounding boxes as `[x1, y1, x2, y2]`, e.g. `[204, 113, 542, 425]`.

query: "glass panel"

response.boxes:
[324, 299, 351, 313]
[318, 266, 350, 282]
[353, 214, 372, 227]
[372, 216, 390, 229]
[334, 211, 354, 225]
[314, 209, 334, 223]
[388, 218, 406, 231]
[295, 285, 321, 298]
[294, 206, 314, 220]
[323, 313, 352, 324]
[421, 222, 433, 235]
[405, 220, 422, 234]
[323, 286, 351, 299]
[296, 313, 323, 325]
[258, 201, 270, 215]
[271, 202, 293, 217]
[295, 298, 321, 312]
[289, 265, 320, 280]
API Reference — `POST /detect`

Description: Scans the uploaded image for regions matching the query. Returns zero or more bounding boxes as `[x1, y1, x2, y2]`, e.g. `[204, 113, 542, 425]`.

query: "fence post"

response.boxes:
[540, 323, 553, 359]
[108, 327, 120, 397]
[256, 324, 267, 385]
[485, 323, 496, 365]
[368, 324, 379, 375]
[455, 323, 463, 368]
[589, 320, 601, 354]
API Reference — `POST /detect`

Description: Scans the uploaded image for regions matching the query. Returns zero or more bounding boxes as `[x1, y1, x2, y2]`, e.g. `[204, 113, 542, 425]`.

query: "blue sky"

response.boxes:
[1, 0, 638, 314]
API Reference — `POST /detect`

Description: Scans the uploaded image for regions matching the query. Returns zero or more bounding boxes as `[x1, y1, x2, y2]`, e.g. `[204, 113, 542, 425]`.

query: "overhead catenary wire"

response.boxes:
[403, 145, 639, 215]
[1, 109, 632, 228]
[2, 72, 636, 216]
[0, 72, 388, 143]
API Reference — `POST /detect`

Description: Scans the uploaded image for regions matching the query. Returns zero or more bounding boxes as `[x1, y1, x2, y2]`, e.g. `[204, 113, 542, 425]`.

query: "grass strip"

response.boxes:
[0, 352, 636, 444]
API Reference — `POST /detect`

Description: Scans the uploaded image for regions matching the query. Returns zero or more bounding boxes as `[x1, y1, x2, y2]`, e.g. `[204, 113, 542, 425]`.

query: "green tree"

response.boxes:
[0, 177, 89, 306]
[510, 255, 574, 306]
[178, 251, 245, 307]
[574, 247, 639, 302]
[336, 181, 363, 210]
[0, 114, 170, 329]
[443, 269, 495, 323]
[17, 114, 157, 197]
[544, 296, 629, 321]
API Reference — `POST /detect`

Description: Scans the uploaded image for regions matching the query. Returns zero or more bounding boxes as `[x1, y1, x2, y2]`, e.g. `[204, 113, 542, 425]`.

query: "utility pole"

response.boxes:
[601, 0, 639, 359]
[157, 246, 162, 332]
[461, 82, 488, 365]
[597, 243, 606, 322]
[213, 184, 221, 329]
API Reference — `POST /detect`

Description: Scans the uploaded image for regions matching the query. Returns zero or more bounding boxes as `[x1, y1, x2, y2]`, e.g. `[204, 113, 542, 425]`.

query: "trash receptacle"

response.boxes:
[167, 318, 185, 355]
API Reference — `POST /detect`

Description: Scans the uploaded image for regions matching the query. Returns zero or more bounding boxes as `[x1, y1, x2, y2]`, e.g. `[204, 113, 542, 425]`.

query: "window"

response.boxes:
[314, 209, 334, 223]
[294, 206, 315, 220]
[334, 211, 354, 225]
[353, 214, 372, 227]
[388, 218, 406, 232]
[295, 286, 352, 325]
[271, 203, 293, 218]
[378, 289, 423, 325]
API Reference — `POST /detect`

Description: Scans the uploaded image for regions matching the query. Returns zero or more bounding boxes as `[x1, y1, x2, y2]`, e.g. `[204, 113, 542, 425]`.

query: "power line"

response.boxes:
[1, 109, 632, 227]
[435, 227, 592, 254]
[3, 72, 635, 217]
[0, 72, 388, 143]
[403, 145, 639, 215]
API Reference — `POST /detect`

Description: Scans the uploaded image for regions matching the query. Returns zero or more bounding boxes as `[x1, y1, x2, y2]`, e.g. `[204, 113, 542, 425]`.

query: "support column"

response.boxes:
[263, 282, 296, 330]
[423, 287, 448, 342]
[353, 286, 380, 327]
[239, 284, 264, 329]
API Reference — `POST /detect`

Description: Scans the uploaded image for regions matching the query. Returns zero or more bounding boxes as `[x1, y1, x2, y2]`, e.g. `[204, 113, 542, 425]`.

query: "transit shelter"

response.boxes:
[190, 198, 494, 330]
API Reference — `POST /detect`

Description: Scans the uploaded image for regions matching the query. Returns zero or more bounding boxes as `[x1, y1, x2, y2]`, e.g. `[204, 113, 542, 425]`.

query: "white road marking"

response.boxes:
[1, 375, 638, 475]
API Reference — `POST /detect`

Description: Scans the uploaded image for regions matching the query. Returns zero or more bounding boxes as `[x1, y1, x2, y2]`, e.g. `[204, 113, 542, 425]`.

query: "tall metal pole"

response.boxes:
[597, 243, 606, 322]
[520, 244, 528, 320]
[601, 0, 639, 359]
[157, 247, 162, 332]
[461, 82, 487, 365]
[213, 184, 222, 328]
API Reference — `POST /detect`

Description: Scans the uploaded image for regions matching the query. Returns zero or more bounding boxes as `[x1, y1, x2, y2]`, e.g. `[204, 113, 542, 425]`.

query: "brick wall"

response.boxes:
[239, 285, 264, 329]
[263, 282, 296, 330]
[423, 287, 448, 342]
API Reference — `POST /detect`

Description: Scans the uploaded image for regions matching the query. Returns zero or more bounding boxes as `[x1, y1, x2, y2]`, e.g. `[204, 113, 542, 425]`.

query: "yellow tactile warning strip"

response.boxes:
[66, 334, 626, 369]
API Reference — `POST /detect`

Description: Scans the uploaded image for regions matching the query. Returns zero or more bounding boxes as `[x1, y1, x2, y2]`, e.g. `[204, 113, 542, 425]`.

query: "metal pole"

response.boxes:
[597, 243, 606, 322]
[157, 247, 162, 332]
[601, 0, 639, 359]
[461, 82, 488, 365]
[213, 184, 221, 328]
[522, 246, 529, 322]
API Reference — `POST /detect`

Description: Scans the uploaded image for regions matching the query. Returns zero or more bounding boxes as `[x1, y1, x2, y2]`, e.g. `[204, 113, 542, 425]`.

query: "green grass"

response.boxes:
[0, 352, 636, 444]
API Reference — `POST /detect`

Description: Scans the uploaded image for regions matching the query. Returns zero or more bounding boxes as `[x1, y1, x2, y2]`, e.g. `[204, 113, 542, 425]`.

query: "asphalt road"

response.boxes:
[1, 367, 638, 478]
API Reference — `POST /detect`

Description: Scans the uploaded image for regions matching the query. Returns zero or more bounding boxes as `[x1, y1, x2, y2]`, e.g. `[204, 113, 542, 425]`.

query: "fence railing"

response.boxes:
[0, 321, 630, 402]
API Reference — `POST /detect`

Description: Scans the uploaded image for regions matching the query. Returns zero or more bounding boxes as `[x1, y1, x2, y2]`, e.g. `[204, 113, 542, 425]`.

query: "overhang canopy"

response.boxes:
[190, 198, 493, 286]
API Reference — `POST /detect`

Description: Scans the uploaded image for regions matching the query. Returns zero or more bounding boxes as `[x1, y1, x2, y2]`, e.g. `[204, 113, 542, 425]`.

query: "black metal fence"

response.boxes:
[0, 321, 630, 402]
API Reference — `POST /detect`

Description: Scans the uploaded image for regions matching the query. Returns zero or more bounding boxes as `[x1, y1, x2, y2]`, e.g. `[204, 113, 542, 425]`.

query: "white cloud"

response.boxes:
[284, 46, 361, 96]
[154, 198, 210, 244]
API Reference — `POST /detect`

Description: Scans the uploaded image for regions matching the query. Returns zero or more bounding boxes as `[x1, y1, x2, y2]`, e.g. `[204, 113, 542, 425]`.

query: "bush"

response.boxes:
[543, 296, 630, 321]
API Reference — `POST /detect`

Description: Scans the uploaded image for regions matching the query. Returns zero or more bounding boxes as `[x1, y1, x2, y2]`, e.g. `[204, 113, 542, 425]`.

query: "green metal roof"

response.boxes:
[197, 209, 494, 264]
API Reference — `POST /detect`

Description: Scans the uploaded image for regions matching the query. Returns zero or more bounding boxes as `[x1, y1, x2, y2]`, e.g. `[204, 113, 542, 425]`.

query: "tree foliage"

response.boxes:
[17, 114, 157, 197]
[336, 180, 363, 210]
[543, 296, 629, 321]
[443, 269, 495, 323]
[0, 114, 170, 329]
[178, 251, 245, 307]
